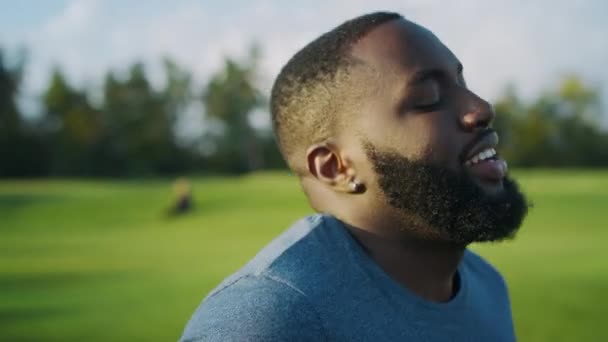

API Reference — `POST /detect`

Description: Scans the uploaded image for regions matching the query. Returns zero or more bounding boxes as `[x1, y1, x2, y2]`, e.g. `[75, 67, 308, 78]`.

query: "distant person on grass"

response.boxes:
[181, 11, 529, 341]
[169, 177, 193, 216]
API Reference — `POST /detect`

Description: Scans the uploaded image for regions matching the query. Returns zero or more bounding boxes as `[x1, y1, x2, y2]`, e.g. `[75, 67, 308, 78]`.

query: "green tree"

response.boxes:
[42, 68, 101, 175]
[203, 47, 266, 173]
[552, 75, 608, 166]
[100, 62, 192, 175]
[0, 48, 24, 136]
[494, 75, 608, 167]
[161, 57, 193, 126]
[0, 48, 50, 177]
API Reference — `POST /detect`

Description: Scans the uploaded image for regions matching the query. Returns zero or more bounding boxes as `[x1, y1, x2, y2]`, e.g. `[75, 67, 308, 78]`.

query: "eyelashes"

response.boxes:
[412, 100, 441, 112]
[412, 91, 441, 111]
[410, 80, 441, 111]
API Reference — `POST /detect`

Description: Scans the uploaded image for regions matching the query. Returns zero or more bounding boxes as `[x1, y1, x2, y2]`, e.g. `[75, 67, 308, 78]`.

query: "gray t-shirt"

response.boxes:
[180, 214, 515, 341]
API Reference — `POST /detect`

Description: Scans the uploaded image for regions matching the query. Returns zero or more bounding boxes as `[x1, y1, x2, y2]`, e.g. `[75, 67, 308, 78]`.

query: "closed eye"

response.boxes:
[411, 80, 441, 111]
[412, 99, 441, 112]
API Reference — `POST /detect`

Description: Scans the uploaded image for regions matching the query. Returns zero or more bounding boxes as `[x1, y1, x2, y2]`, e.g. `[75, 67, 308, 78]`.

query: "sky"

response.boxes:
[1, 0, 607, 127]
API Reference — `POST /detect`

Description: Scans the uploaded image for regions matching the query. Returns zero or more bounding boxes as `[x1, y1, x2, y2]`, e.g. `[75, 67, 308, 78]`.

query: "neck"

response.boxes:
[344, 221, 465, 303]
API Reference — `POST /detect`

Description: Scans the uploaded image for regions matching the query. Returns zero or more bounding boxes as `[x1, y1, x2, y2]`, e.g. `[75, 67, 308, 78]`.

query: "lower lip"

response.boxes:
[465, 158, 507, 182]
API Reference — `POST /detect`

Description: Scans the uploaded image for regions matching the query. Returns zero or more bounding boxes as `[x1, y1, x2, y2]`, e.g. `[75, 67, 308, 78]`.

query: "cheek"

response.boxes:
[360, 115, 435, 158]
[357, 106, 461, 165]
[404, 114, 461, 167]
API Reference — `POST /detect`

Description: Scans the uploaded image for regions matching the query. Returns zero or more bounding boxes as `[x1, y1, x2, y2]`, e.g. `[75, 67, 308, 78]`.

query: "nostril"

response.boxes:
[462, 107, 494, 131]
[459, 91, 495, 131]
[477, 113, 493, 128]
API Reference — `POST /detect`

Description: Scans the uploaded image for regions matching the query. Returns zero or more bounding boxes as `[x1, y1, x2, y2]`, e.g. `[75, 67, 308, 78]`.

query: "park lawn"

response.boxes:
[0, 170, 607, 341]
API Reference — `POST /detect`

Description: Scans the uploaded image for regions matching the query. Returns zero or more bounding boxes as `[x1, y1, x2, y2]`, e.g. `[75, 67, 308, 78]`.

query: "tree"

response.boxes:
[493, 75, 608, 167]
[99, 62, 194, 175]
[0, 48, 50, 177]
[41, 68, 101, 175]
[203, 46, 266, 173]
[0, 48, 24, 137]
[161, 57, 193, 127]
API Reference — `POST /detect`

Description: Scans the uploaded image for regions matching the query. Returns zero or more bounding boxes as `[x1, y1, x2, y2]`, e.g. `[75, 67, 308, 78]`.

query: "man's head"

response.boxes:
[271, 12, 528, 245]
[271, 12, 402, 171]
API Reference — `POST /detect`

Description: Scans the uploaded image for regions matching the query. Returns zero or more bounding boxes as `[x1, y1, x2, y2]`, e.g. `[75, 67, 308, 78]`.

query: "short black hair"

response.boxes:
[270, 11, 403, 171]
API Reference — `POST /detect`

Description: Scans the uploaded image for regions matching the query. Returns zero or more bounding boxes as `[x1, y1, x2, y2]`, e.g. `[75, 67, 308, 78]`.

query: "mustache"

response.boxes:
[458, 128, 496, 164]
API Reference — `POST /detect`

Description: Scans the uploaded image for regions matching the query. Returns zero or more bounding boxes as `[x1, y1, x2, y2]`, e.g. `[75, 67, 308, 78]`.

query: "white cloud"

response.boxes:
[6, 0, 608, 124]
[43, 0, 101, 38]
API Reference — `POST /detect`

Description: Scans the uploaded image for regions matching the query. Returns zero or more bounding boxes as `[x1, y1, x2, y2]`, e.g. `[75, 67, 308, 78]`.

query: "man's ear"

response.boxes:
[306, 142, 354, 192]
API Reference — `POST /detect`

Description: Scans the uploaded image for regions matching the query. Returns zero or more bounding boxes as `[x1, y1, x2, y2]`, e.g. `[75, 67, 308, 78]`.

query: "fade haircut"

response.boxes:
[270, 11, 403, 172]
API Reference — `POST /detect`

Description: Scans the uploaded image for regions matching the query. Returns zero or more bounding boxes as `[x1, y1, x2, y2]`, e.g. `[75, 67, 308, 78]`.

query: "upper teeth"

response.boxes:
[466, 148, 496, 165]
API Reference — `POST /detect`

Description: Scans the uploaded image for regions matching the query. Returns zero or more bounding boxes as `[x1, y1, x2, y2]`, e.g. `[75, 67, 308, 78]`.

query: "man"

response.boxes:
[181, 11, 528, 341]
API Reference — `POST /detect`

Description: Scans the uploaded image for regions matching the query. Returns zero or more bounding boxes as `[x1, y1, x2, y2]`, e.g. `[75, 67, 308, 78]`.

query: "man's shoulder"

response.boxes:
[228, 214, 340, 286]
[180, 274, 327, 342]
[244, 214, 330, 272]
[180, 214, 342, 341]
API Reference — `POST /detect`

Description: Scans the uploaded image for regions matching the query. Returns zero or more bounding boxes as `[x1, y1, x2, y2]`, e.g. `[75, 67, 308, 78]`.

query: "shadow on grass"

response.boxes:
[0, 307, 84, 342]
[0, 306, 72, 325]
[0, 193, 66, 212]
[0, 270, 139, 341]
[0, 270, 135, 292]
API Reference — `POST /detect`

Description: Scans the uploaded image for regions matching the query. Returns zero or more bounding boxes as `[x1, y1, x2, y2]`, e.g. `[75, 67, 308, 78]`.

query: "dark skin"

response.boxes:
[300, 19, 499, 302]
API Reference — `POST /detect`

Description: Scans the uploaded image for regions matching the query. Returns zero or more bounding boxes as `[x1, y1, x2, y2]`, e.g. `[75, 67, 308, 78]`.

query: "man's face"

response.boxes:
[347, 19, 528, 243]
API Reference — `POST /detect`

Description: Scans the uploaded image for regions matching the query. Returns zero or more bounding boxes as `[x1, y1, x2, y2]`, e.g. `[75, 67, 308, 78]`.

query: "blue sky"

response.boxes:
[1, 0, 607, 124]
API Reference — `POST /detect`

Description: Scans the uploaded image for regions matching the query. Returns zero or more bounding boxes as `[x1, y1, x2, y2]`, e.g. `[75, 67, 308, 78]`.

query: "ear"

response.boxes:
[306, 142, 355, 193]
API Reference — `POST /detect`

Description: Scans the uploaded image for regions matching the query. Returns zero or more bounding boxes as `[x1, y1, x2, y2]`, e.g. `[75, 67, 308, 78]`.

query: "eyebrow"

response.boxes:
[407, 63, 464, 87]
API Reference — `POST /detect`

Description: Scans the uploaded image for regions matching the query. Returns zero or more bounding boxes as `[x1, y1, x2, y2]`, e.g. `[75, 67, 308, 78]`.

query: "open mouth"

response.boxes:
[464, 147, 498, 166]
[461, 134, 508, 183]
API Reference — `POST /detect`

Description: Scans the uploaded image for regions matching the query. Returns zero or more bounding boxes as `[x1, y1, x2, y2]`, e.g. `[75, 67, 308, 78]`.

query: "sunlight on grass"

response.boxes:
[1, 170, 607, 341]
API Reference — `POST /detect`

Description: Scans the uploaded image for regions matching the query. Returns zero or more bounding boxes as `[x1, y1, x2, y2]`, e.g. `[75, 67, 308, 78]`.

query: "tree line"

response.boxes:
[1, 47, 607, 178]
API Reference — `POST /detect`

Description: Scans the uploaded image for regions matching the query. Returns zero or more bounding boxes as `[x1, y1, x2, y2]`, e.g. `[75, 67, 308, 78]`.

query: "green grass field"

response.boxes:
[1, 170, 607, 341]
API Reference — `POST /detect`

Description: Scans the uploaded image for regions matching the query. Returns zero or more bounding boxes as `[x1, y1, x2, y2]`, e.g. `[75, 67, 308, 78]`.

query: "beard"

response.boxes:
[363, 141, 529, 245]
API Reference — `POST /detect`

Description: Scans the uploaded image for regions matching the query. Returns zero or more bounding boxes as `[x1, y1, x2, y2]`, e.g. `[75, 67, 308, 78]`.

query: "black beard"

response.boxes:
[363, 141, 529, 245]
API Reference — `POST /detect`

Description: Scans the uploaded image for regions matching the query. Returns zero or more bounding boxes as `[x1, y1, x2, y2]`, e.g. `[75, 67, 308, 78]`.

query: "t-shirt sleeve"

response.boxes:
[179, 275, 327, 342]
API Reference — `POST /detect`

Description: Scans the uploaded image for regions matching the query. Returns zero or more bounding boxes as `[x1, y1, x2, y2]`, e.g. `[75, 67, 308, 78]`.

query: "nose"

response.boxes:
[459, 90, 495, 131]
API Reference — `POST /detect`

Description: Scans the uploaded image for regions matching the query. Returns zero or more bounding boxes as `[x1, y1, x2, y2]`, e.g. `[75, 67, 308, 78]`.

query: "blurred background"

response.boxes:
[1, 0, 607, 341]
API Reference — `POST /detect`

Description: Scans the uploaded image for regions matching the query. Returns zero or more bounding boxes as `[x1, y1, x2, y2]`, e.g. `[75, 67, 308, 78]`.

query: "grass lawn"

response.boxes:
[1, 170, 607, 341]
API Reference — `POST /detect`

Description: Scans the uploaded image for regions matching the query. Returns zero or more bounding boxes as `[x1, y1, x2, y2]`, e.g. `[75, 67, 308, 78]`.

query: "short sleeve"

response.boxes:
[179, 275, 327, 342]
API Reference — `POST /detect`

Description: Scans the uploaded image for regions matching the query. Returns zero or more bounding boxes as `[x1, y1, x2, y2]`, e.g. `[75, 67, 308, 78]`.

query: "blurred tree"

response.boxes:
[203, 46, 266, 173]
[42, 68, 101, 175]
[43, 68, 100, 175]
[557, 74, 601, 123]
[494, 75, 608, 167]
[493, 85, 522, 163]
[0, 48, 23, 136]
[552, 75, 608, 166]
[4, 43, 608, 177]
[101, 62, 188, 175]
[161, 57, 192, 125]
[0, 48, 50, 177]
